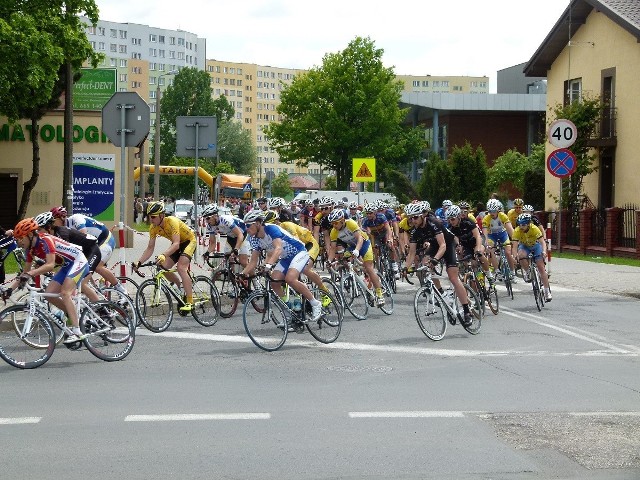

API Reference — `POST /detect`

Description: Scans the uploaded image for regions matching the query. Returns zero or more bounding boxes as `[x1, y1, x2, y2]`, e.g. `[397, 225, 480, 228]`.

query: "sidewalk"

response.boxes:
[115, 232, 640, 300]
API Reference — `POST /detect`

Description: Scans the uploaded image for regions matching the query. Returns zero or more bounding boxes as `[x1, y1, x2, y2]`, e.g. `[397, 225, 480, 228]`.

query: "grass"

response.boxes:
[132, 222, 150, 232]
[552, 251, 640, 268]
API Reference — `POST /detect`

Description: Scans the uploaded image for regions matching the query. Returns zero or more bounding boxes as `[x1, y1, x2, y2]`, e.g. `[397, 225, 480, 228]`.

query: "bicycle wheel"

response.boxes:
[191, 276, 219, 327]
[101, 287, 138, 329]
[461, 285, 482, 335]
[306, 289, 342, 344]
[485, 282, 500, 315]
[116, 276, 141, 326]
[379, 277, 394, 315]
[136, 280, 174, 332]
[341, 273, 368, 320]
[212, 270, 239, 318]
[414, 286, 447, 341]
[0, 305, 55, 369]
[501, 260, 514, 300]
[320, 277, 345, 314]
[81, 300, 135, 361]
[465, 274, 486, 317]
[243, 291, 287, 351]
[531, 267, 543, 311]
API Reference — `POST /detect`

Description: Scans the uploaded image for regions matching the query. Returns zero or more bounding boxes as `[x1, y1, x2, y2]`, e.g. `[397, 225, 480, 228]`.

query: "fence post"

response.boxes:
[605, 208, 622, 256]
[579, 208, 593, 255]
[560, 209, 570, 251]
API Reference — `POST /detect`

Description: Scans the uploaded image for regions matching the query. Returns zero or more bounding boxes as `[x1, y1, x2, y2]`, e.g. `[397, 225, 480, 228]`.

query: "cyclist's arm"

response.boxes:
[241, 249, 261, 276]
[163, 232, 182, 258]
[265, 238, 282, 266]
[432, 232, 446, 262]
[231, 226, 244, 247]
[471, 227, 483, 253]
[505, 221, 515, 238]
[28, 252, 56, 277]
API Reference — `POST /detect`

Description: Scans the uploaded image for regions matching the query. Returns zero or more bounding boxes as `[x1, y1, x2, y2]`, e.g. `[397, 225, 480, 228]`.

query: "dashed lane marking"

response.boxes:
[0, 417, 41, 425]
[125, 413, 270, 422]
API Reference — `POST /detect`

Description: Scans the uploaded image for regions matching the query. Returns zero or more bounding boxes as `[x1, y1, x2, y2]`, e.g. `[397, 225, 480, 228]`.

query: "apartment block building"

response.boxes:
[396, 75, 489, 94]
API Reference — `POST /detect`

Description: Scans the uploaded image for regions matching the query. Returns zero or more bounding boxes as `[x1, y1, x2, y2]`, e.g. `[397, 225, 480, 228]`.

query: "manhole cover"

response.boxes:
[327, 365, 393, 373]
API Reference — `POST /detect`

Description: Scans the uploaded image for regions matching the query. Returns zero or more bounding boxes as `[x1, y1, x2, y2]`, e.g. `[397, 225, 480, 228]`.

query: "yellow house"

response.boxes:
[524, 0, 640, 210]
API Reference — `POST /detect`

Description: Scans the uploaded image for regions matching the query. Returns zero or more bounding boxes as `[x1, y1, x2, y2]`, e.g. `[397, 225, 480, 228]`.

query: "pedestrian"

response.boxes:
[135, 197, 144, 222]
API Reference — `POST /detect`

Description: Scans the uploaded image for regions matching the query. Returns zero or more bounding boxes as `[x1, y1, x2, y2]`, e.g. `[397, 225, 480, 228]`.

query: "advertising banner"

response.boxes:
[73, 68, 117, 111]
[72, 153, 115, 220]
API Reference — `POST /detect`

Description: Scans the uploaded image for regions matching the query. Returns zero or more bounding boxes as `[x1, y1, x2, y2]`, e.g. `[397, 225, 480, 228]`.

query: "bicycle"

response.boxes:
[134, 262, 219, 332]
[0, 282, 134, 369]
[375, 241, 397, 294]
[207, 252, 265, 318]
[522, 252, 546, 311]
[331, 253, 394, 320]
[242, 267, 342, 351]
[410, 266, 482, 341]
[493, 241, 514, 300]
[459, 253, 499, 316]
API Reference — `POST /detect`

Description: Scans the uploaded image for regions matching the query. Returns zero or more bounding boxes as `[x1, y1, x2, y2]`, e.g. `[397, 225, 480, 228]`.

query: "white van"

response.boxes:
[174, 199, 194, 226]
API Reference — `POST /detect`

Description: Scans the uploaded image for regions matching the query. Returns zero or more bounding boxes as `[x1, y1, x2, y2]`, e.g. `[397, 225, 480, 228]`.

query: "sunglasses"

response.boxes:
[321, 207, 331, 211]
[410, 215, 422, 220]
[149, 214, 160, 219]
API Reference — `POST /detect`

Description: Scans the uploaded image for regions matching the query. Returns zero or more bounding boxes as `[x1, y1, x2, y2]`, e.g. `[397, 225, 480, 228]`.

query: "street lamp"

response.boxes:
[154, 70, 178, 200]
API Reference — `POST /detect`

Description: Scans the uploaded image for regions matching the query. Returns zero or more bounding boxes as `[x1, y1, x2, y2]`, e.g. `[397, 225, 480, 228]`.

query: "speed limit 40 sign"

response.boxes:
[548, 119, 577, 148]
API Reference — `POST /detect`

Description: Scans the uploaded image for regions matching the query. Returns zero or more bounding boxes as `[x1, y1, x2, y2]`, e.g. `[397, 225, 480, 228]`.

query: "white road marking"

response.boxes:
[569, 411, 640, 417]
[501, 307, 631, 354]
[136, 329, 637, 357]
[349, 411, 465, 418]
[125, 413, 270, 422]
[0, 417, 41, 425]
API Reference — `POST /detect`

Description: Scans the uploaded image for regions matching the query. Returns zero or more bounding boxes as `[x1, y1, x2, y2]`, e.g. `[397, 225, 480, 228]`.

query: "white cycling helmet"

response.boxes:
[363, 203, 377, 213]
[243, 210, 265, 225]
[268, 197, 284, 209]
[200, 204, 218, 217]
[318, 196, 334, 207]
[446, 205, 461, 219]
[442, 199, 453, 208]
[404, 203, 423, 216]
[34, 211, 54, 227]
[348, 201, 359, 209]
[420, 201, 431, 213]
[523, 204, 535, 213]
[486, 199, 502, 212]
[328, 209, 345, 223]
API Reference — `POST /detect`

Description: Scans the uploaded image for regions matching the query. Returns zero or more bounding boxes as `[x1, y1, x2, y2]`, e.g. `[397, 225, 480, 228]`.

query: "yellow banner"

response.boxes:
[352, 157, 376, 182]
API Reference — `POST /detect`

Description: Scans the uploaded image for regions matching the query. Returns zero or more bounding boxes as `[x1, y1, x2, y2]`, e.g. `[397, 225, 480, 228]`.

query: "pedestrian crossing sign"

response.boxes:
[352, 158, 376, 182]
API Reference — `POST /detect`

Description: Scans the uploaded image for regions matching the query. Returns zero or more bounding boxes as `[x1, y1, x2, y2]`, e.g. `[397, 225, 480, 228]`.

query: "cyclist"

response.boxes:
[35, 212, 103, 301]
[523, 204, 547, 240]
[362, 203, 400, 279]
[241, 210, 323, 321]
[434, 200, 453, 227]
[348, 201, 363, 227]
[134, 201, 197, 312]
[403, 202, 474, 326]
[326, 209, 385, 306]
[482, 198, 516, 281]
[6, 218, 90, 343]
[50, 206, 126, 296]
[312, 196, 335, 256]
[507, 198, 525, 227]
[256, 197, 269, 212]
[512, 213, 552, 302]
[201, 204, 250, 268]
[268, 197, 294, 223]
[446, 205, 494, 283]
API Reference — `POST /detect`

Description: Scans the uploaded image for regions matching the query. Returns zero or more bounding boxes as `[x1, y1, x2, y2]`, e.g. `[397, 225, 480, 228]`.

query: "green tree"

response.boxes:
[549, 96, 604, 209]
[271, 172, 293, 198]
[523, 143, 546, 210]
[417, 152, 457, 206]
[487, 148, 529, 198]
[0, 0, 101, 218]
[217, 120, 256, 175]
[157, 68, 254, 197]
[450, 142, 487, 205]
[323, 175, 337, 190]
[264, 36, 424, 190]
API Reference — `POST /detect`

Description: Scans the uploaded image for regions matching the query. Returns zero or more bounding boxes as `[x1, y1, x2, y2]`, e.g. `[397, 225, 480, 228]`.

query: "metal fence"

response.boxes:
[565, 207, 580, 246]
[591, 209, 607, 247]
[620, 203, 638, 249]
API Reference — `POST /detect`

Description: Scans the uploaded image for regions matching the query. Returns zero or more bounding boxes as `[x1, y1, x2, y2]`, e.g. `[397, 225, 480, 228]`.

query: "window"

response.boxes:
[149, 63, 156, 71]
[110, 29, 117, 38]
[150, 77, 156, 85]
[158, 35, 165, 44]
[433, 81, 440, 87]
[119, 73, 127, 82]
[177, 52, 184, 60]
[422, 80, 429, 87]
[564, 78, 582, 104]
[170, 36, 175, 45]
[412, 80, 420, 87]
[119, 30, 127, 39]
[149, 34, 157, 42]
[110, 44, 117, 52]
[177, 37, 185, 46]
[98, 27, 105, 36]
[90, 41, 96, 49]
[87, 26, 96, 35]
[119, 45, 127, 53]
[98, 42, 105, 51]
[149, 90, 156, 99]
[119, 59, 127, 67]
[441, 81, 449, 87]
[149, 48, 157, 57]
[237, 68, 242, 75]
[169, 51, 175, 59]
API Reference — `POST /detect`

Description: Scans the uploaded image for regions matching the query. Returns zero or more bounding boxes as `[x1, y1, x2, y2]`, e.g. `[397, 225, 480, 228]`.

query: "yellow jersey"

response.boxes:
[280, 221, 315, 245]
[512, 224, 543, 247]
[150, 216, 195, 243]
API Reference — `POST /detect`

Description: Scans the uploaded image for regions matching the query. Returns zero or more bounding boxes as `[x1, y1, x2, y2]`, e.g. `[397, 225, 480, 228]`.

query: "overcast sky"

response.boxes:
[95, 0, 569, 92]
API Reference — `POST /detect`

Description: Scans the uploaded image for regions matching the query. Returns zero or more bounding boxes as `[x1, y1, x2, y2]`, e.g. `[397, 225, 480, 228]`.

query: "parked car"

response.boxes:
[174, 199, 194, 226]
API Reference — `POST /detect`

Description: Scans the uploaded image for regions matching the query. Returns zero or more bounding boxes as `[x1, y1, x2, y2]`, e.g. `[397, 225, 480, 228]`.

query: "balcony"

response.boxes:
[587, 107, 617, 147]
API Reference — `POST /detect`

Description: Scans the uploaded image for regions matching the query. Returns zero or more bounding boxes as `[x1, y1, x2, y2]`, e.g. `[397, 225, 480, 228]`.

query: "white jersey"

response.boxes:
[205, 215, 245, 238]
[248, 224, 305, 260]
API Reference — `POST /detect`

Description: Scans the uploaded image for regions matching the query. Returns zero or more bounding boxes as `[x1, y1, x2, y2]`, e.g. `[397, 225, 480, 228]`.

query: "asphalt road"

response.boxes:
[2, 263, 639, 480]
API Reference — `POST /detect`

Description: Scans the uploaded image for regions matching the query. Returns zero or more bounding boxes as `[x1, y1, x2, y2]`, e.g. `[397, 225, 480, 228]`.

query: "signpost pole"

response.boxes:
[119, 103, 128, 277]
[194, 122, 200, 256]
